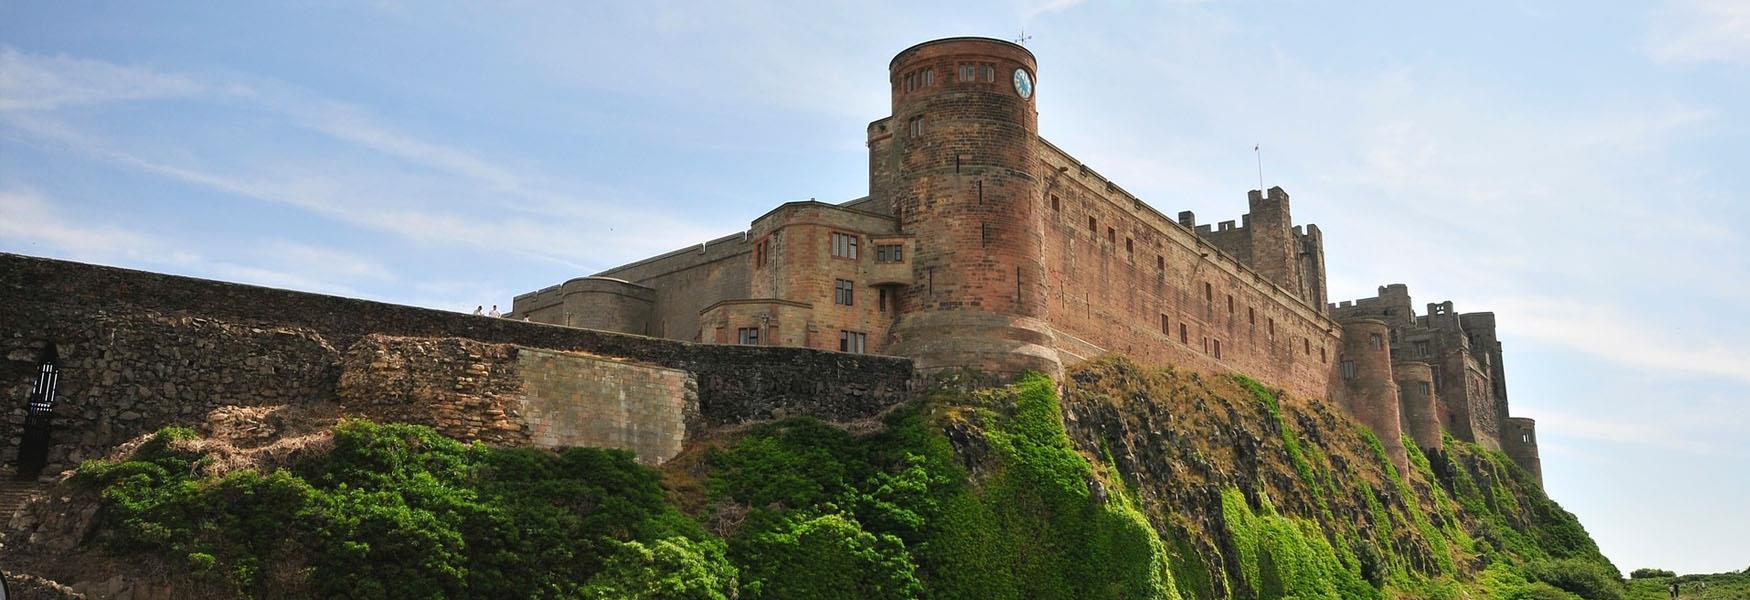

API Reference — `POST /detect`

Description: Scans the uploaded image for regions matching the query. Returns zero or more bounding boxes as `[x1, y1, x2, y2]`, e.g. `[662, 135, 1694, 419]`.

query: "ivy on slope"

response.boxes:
[703, 371, 1179, 599]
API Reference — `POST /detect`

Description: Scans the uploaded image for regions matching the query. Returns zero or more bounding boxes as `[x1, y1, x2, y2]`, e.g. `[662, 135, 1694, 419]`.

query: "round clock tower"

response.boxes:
[884, 37, 1060, 377]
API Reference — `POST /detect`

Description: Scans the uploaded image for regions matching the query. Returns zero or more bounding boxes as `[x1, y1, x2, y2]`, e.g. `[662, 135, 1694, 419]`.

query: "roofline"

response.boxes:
[890, 37, 1035, 69]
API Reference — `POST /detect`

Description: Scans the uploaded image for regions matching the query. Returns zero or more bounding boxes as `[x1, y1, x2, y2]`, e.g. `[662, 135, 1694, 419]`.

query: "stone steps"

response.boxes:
[0, 478, 48, 523]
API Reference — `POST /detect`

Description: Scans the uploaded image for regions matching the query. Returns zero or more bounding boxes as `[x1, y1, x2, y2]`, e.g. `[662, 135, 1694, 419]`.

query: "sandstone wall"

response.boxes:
[1036, 141, 1341, 401]
[1, 253, 914, 476]
[336, 335, 696, 465]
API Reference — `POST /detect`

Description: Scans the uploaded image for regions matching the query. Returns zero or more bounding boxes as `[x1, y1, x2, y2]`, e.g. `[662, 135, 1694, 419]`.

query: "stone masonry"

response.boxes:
[515, 36, 1544, 484]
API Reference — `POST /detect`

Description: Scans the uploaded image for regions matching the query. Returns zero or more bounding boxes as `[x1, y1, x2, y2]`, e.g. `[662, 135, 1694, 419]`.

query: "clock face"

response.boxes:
[1012, 68, 1033, 99]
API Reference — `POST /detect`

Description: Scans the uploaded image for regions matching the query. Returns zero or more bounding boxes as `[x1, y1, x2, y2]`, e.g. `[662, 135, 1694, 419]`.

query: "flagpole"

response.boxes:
[1255, 144, 1264, 192]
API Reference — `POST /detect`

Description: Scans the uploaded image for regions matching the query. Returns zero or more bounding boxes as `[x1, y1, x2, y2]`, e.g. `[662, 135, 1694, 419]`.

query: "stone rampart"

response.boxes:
[1, 253, 914, 475]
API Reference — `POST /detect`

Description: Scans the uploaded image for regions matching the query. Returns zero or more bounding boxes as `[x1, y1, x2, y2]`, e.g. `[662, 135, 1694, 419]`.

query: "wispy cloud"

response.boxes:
[1650, 0, 1750, 64]
[0, 47, 205, 110]
[0, 47, 726, 272]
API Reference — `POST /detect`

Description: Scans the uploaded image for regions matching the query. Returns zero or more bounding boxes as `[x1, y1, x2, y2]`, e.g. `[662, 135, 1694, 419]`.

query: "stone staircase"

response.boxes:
[0, 477, 47, 524]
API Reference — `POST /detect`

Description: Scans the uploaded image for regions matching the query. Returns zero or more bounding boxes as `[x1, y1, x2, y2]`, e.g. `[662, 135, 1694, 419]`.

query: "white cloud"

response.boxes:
[0, 46, 203, 110]
[1650, 0, 1750, 64]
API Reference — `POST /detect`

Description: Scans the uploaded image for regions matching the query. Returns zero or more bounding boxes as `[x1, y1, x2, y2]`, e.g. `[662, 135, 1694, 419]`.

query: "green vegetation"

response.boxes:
[1624, 570, 1750, 600]
[65, 367, 1623, 599]
[73, 420, 731, 599]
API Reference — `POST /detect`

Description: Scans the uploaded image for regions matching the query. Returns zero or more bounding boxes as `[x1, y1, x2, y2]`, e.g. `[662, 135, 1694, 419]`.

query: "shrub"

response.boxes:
[1629, 568, 1675, 579]
[1524, 558, 1625, 600]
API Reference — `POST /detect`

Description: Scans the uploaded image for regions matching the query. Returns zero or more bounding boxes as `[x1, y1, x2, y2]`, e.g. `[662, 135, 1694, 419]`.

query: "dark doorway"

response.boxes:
[15, 345, 59, 480]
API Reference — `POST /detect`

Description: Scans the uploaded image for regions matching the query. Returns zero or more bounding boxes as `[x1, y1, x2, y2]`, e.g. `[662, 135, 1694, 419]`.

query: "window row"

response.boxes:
[734, 326, 868, 355]
[1154, 310, 1327, 364]
[898, 62, 996, 92]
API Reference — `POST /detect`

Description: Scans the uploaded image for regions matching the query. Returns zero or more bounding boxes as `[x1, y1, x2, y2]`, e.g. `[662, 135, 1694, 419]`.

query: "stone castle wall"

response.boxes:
[1035, 142, 1341, 401]
[1, 253, 913, 475]
[337, 335, 696, 465]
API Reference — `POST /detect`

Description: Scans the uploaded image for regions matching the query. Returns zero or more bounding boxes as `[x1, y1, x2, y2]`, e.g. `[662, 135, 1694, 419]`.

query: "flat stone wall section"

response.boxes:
[518, 348, 693, 465]
[0, 312, 338, 475]
[336, 335, 527, 445]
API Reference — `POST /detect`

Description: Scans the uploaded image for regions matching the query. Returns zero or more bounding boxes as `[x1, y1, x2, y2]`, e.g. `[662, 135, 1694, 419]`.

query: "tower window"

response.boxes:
[1369, 333, 1382, 350]
[1160, 314, 1169, 334]
[1305, 338, 1312, 354]
[840, 331, 867, 354]
[1268, 318, 1276, 340]
[1248, 307, 1256, 330]
[1051, 195, 1060, 211]
[908, 115, 925, 138]
[1203, 282, 1213, 302]
[1107, 227, 1116, 244]
[1226, 294, 1234, 314]
[1320, 347, 1327, 362]
[754, 239, 769, 268]
[876, 244, 903, 262]
[959, 64, 976, 82]
[1088, 216, 1097, 235]
[981, 64, 995, 82]
[1214, 339, 1223, 359]
[1126, 237, 1134, 257]
[834, 279, 855, 306]
[738, 327, 760, 345]
[923, 69, 934, 86]
[1341, 360, 1356, 379]
[1179, 323, 1188, 344]
[831, 232, 858, 259]
[1156, 255, 1165, 271]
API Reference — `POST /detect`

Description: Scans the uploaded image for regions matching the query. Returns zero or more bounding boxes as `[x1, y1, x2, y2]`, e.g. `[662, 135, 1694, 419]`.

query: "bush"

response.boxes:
[1630, 568, 1675, 579]
[731, 512, 921, 599]
[1524, 558, 1625, 600]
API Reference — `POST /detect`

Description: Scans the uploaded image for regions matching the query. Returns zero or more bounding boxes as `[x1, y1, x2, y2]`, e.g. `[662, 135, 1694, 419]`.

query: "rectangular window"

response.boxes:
[1088, 216, 1097, 234]
[1369, 333, 1382, 350]
[1203, 282, 1214, 302]
[1268, 318, 1276, 341]
[1126, 238, 1134, 257]
[1179, 323, 1188, 344]
[959, 64, 975, 82]
[876, 244, 903, 262]
[1051, 195, 1060, 211]
[923, 69, 934, 86]
[1214, 339, 1223, 359]
[1156, 255, 1165, 271]
[1415, 340, 1430, 357]
[908, 115, 924, 138]
[840, 331, 867, 354]
[754, 239, 769, 268]
[981, 64, 995, 82]
[1248, 307, 1256, 330]
[1227, 294, 1234, 314]
[834, 279, 855, 306]
[904, 73, 916, 92]
[879, 287, 892, 312]
[1305, 338, 1312, 354]
[1107, 227, 1116, 244]
[1160, 314, 1169, 334]
[831, 232, 858, 259]
[737, 327, 760, 346]
[1320, 346, 1327, 363]
[1341, 360, 1357, 380]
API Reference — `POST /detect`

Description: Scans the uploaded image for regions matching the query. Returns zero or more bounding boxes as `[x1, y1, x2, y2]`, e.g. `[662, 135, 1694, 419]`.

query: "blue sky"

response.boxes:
[3, 1, 1746, 575]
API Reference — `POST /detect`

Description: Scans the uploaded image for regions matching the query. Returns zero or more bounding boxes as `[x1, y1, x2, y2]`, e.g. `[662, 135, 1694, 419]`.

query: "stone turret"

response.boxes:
[1393, 360, 1443, 455]
[1334, 318, 1408, 475]
[882, 37, 1059, 376]
[1502, 417, 1543, 486]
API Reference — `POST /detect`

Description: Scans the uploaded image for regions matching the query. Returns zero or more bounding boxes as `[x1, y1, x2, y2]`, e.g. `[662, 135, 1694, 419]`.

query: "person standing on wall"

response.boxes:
[488, 304, 501, 318]
[473, 305, 484, 316]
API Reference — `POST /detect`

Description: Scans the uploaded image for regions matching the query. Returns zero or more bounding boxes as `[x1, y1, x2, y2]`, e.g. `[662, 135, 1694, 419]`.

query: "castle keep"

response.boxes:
[514, 37, 1542, 482]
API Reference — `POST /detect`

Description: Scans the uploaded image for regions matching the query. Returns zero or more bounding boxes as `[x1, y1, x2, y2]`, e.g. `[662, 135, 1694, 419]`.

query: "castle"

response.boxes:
[513, 37, 1541, 483]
